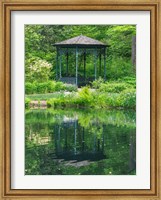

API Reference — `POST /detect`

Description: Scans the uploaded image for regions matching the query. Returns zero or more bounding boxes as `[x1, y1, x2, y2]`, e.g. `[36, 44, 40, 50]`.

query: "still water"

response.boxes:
[25, 109, 136, 175]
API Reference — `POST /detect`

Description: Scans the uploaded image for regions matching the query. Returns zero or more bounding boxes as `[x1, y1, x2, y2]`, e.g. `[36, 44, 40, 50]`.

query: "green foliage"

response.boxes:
[64, 84, 77, 92]
[25, 81, 78, 94]
[92, 78, 135, 94]
[46, 81, 56, 92]
[106, 57, 134, 79]
[26, 78, 136, 109]
[92, 77, 105, 89]
[78, 87, 93, 104]
[118, 76, 136, 86]
[54, 81, 65, 91]
[25, 82, 36, 94]
[25, 98, 31, 108]
[98, 82, 133, 93]
[25, 25, 62, 61]
[45, 87, 136, 109]
[117, 89, 136, 108]
[106, 25, 136, 58]
[36, 82, 48, 93]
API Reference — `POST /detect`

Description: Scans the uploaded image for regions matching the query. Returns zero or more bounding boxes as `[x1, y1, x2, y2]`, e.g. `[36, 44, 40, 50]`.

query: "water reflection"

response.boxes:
[25, 109, 136, 175]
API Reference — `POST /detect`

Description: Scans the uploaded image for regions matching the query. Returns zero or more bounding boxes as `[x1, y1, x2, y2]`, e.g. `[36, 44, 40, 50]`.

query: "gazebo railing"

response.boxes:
[59, 76, 95, 87]
[60, 77, 76, 85]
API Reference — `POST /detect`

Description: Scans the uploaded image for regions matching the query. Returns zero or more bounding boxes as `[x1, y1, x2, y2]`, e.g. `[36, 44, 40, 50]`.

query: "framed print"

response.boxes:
[0, 0, 161, 199]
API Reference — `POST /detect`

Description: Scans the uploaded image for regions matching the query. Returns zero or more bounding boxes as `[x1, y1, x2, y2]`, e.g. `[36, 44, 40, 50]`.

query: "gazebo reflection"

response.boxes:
[53, 116, 106, 164]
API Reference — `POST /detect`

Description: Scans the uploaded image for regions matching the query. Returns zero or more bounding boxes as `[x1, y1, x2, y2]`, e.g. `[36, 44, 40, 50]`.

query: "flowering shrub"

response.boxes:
[26, 58, 52, 82]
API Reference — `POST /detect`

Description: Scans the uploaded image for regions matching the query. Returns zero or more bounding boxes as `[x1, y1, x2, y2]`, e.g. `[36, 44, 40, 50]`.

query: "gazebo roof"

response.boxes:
[54, 35, 107, 47]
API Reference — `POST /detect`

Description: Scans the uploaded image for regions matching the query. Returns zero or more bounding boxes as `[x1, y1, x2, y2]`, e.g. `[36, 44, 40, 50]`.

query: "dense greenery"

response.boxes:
[25, 25, 136, 109]
[46, 87, 135, 109]
[25, 25, 136, 81]
[25, 81, 77, 94]
[25, 77, 136, 109]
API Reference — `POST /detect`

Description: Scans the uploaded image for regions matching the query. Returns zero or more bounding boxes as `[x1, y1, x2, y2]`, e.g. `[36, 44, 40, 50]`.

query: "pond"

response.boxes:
[25, 109, 136, 175]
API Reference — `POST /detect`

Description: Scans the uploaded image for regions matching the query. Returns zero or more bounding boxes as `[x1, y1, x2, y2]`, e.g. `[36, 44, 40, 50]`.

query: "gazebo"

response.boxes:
[53, 35, 107, 86]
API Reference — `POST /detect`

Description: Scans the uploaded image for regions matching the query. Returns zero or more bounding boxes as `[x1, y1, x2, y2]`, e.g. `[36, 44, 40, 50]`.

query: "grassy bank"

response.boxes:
[25, 88, 135, 109]
[25, 78, 136, 109]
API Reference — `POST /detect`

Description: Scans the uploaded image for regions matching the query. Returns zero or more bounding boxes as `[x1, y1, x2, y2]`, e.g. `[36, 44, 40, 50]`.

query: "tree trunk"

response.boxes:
[132, 35, 136, 71]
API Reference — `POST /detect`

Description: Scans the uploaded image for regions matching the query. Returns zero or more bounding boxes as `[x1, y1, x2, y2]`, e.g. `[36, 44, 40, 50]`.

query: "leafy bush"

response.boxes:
[47, 87, 94, 108]
[91, 77, 135, 94]
[78, 87, 94, 105]
[117, 89, 136, 108]
[54, 82, 65, 91]
[117, 77, 136, 87]
[36, 82, 48, 94]
[46, 88, 135, 109]
[92, 77, 104, 89]
[47, 98, 60, 108]
[25, 81, 78, 94]
[98, 89, 136, 108]
[25, 82, 36, 94]
[98, 82, 133, 93]
[46, 81, 56, 92]
[25, 98, 31, 108]
[64, 84, 78, 92]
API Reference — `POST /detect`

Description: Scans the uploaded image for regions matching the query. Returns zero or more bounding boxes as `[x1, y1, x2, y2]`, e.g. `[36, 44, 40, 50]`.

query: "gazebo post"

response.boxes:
[65, 129, 68, 150]
[84, 49, 86, 80]
[66, 48, 69, 76]
[104, 47, 106, 80]
[59, 48, 62, 79]
[82, 127, 85, 152]
[74, 120, 77, 155]
[94, 48, 97, 80]
[75, 46, 78, 86]
[99, 48, 102, 77]
[56, 47, 59, 80]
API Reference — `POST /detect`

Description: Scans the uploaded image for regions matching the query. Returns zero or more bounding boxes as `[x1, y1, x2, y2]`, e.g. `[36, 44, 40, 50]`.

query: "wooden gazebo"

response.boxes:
[53, 35, 107, 86]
